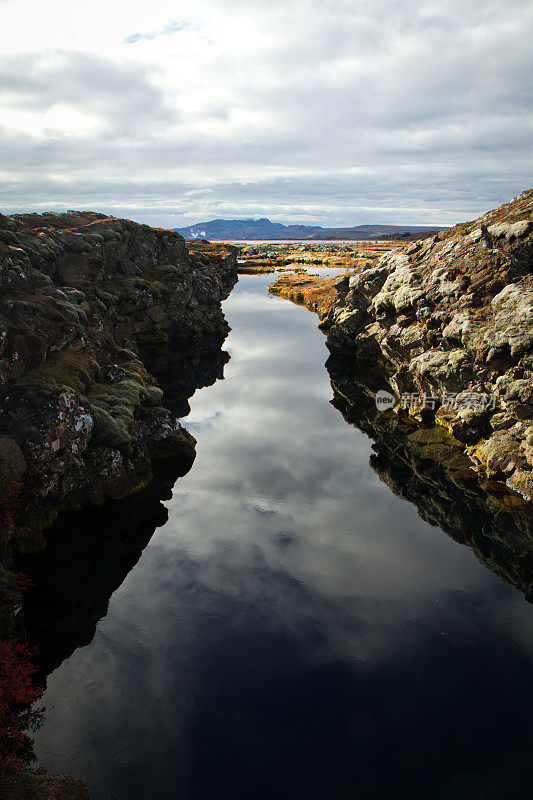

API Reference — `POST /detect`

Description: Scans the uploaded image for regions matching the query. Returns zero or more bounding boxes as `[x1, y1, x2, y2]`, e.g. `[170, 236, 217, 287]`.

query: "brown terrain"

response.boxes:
[265, 242, 398, 317]
[268, 272, 348, 318]
[235, 241, 397, 274]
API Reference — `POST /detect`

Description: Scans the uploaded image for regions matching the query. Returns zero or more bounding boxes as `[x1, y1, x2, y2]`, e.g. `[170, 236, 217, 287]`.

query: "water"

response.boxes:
[30, 273, 533, 799]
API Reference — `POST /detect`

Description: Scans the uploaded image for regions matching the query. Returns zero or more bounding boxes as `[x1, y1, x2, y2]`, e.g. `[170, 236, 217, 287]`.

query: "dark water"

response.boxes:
[30, 273, 533, 799]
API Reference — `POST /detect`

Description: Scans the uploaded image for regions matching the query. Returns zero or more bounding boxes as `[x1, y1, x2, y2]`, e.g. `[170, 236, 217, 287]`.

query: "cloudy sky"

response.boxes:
[1, 0, 531, 228]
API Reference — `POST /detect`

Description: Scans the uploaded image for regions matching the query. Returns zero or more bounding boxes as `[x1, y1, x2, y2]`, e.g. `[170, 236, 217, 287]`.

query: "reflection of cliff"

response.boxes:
[19, 338, 230, 676]
[327, 355, 533, 601]
[140, 331, 230, 418]
[20, 458, 185, 675]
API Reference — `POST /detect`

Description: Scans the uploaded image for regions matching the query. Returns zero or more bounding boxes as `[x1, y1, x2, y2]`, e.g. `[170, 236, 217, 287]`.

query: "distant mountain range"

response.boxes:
[174, 217, 448, 241]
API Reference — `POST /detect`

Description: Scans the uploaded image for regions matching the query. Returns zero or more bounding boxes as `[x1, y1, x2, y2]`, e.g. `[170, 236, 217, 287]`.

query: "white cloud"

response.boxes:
[0, 0, 531, 226]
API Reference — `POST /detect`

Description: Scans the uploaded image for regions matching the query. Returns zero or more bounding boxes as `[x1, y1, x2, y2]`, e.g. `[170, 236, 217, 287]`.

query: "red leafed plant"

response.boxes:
[0, 638, 45, 772]
[13, 572, 34, 594]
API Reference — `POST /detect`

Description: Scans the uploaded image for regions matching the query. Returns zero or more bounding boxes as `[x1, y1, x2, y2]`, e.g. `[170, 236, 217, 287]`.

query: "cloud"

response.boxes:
[0, 0, 531, 226]
[0, 50, 174, 134]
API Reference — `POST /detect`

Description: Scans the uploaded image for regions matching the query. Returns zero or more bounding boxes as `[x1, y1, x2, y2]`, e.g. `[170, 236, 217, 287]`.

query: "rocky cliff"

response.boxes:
[323, 191, 533, 502]
[0, 211, 237, 635]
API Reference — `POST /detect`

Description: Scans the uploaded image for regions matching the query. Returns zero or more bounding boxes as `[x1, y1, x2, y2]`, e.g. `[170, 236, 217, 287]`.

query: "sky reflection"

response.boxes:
[33, 274, 533, 800]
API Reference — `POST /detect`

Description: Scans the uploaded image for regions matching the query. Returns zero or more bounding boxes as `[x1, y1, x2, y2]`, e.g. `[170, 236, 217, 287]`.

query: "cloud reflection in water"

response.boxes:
[33, 273, 533, 800]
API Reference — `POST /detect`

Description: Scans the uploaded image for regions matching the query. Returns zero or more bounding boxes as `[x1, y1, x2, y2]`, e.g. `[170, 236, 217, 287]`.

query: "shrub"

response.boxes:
[0, 638, 44, 772]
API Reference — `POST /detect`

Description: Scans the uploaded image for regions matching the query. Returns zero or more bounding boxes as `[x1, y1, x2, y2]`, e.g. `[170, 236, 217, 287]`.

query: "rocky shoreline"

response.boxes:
[265, 193, 533, 598]
[0, 211, 237, 626]
[0, 211, 237, 791]
[266, 194, 532, 505]
[321, 191, 533, 502]
[267, 192, 533, 509]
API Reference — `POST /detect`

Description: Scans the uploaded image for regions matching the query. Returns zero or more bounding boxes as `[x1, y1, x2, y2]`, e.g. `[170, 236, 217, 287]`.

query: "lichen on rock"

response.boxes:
[321, 190, 533, 501]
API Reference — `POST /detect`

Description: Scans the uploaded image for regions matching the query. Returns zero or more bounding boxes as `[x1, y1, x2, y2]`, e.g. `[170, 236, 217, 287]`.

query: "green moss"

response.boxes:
[150, 428, 196, 460]
[143, 385, 164, 406]
[90, 406, 132, 448]
[87, 370, 161, 448]
[99, 227, 122, 242]
[17, 348, 95, 393]
[101, 274, 167, 303]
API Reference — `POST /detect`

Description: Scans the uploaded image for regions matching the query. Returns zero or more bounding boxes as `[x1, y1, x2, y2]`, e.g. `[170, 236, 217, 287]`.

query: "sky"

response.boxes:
[0, 0, 532, 228]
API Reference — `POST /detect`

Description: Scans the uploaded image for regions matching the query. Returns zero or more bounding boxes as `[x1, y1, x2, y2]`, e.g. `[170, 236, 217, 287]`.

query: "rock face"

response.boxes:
[323, 191, 533, 501]
[0, 210, 237, 631]
[20, 339, 232, 677]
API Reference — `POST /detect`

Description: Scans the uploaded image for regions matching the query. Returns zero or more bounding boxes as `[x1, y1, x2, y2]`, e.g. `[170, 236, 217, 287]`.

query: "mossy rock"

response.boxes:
[406, 426, 463, 450]
[142, 385, 164, 406]
[0, 771, 89, 800]
[138, 330, 170, 346]
[0, 438, 26, 480]
[90, 406, 131, 448]
[151, 428, 196, 461]
[18, 348, 96, 394]
[0, 230, 20, 245]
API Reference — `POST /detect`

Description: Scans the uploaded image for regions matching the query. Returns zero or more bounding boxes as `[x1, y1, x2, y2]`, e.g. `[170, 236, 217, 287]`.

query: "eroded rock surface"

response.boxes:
[323, 191, 533, 500]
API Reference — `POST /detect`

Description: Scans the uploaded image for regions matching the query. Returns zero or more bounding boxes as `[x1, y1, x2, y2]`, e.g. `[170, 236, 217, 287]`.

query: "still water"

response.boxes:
[32, 273, 533, 799]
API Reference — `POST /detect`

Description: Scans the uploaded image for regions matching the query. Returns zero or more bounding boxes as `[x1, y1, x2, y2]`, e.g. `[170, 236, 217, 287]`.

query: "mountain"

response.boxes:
[174, 218, 321, 240]
[174, 217, 448, 241]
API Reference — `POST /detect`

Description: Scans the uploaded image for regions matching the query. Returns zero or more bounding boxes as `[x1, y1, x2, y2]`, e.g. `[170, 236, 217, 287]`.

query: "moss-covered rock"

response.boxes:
[0, 209, 238, 625]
